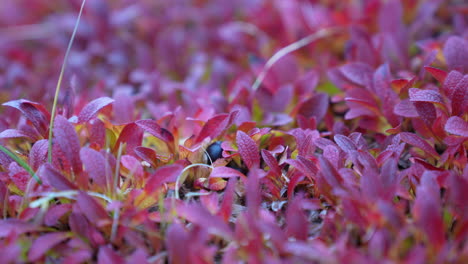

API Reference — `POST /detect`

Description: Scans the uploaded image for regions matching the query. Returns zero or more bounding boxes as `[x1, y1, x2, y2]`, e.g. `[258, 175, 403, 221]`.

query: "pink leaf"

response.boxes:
[445, 116, 468, 137]
[261, 150, 281, 176]
[443, 36, 468, 73]
[80, 147, 110, 189]
[210, 166, 246, 179]
[166, 223, 189, 264]
[236, 130, 260, 169]
[28, 232, 70, 262]
[144, 164, 183, 193]
[38, 164, 77, 191]
[339, 63, 373, 87]
[28, 139, 48, 171]
[285, 156, 317, 181]
[175, 202, 233, 239]
[53, 115, 82, 174]
[443, 70, 463, 98]
[76, 191, 110, 224]
[0, 129, 33, 140]
[78, 97, 114, 123]
[0, 220, 38, 237]
[97, 246, 125, 264]
[409, 88, 444, 106]
[44, 204, 71, 226]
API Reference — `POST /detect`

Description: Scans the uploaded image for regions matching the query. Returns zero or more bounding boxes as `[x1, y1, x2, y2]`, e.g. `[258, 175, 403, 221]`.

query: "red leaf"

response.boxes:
[76, 191, 110, 224]
[113, 123, 143, 155]
[451, 75, 467, 116]
[400, 132, 439, 157]
[80, 147, 110, 189]
[3, 99, 50, 137]
[29, 139, 48, 171]
[28, 232, 70, 262]
[236, 130, 260, 169]
[53, 115, 82, 174]
[413, 173, 445, 250]
[144, 164, 183, 193]
[424, 66, 447, 84]
[39, 164, 77, 191]
[134, 147, 158, 167]
[445, 116, 468, 137]
[286, 156, 318, 181]
[136, 119, 174, 144]
[78, 97, 114, 123]
[443, 36, 468, 73]
[195, 110, 238, 143]
[318, 156, 343, 187]
[218, 177, 237, 222]
[209, 166, 246, 179]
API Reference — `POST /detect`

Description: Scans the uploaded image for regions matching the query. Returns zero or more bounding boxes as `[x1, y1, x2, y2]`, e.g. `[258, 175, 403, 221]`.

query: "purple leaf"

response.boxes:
[339, 63, 373, 87]
[0, 219, 38, 237]
[44, 204, 71, 226]
[445, 116, 468, 137]
[409, 88, 444, 106]
[98, 246, 125, 264]
[450, 75, 467, 116]
[28, 232, 70, 262]
[413, 173, 445, 250]
[135, 119, 174, 144]
[236, 130, 260, 169]
[318, 156, 343, 187]
[334, 134, 357, 153]
[53, 115, 82, 174]
[261, 149, 281, 176]
[195, 110, 238, 144]
[400, 132, 439, 157]
[394, 99, 419, 117]
[0, 129, 33, 140]
[443, 36, 468, 73]
[2, 99, 50, 137]
[296, 92, 329, 122]
[38, 164, 77, 191]
[29, 139, 48, 171]
[78, 97, 114, 123]
[80, 147, 110, 189]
